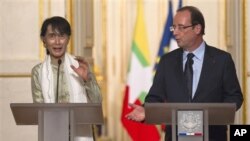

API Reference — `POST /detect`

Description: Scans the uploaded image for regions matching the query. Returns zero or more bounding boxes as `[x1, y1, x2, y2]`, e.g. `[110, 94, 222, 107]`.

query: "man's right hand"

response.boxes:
[125, 103, 145, 122]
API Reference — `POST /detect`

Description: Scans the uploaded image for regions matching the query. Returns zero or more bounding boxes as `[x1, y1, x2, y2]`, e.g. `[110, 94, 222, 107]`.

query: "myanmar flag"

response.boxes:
[121, 0, 160, 140]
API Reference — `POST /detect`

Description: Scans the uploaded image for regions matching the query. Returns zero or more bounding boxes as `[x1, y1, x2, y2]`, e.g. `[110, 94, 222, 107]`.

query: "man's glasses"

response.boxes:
[169, 25, 195, 32]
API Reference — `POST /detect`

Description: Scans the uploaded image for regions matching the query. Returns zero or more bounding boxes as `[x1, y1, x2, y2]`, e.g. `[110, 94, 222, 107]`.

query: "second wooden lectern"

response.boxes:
[144, 103, 236, 141]
[10, 103, 104, 141]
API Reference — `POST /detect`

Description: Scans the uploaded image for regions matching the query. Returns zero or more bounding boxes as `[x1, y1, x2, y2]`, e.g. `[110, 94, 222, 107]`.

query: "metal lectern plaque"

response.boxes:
[177, 110, 203, 136]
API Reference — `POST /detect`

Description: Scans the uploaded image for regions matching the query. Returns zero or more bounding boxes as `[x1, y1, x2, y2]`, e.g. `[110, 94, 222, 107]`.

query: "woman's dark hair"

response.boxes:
[40, 16, 71, 37]
[177, 6, 205, 35]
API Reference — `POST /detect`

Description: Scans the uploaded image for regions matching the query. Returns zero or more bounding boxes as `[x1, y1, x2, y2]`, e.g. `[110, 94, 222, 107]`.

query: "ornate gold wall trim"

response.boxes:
[242, 0, 247, 124]
[101, 0, 107, 117]
[66, 0, 74, 54]
[0, 73, 31, 78]
[39, 0, 44, 60]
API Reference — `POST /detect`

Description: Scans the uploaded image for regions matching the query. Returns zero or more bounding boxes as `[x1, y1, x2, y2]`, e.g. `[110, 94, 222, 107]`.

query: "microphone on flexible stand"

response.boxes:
[56, 59, 62, 103]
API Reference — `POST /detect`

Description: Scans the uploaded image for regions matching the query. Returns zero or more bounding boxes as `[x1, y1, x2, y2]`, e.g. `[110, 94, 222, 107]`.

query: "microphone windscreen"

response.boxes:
[58, 59, 62, 65]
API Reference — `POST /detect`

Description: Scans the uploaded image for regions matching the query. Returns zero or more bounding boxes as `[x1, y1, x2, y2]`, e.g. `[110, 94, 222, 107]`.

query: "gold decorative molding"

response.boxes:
[101, 0, 107, 122]
[242, 0, 248, 124]
[66, 0, 74, 54]
[39, 0, 45, 60]
[0, 73, 31, 78]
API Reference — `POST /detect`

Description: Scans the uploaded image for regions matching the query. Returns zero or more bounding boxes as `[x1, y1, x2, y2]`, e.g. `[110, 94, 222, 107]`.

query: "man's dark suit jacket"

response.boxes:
[145, 44, 243, 141]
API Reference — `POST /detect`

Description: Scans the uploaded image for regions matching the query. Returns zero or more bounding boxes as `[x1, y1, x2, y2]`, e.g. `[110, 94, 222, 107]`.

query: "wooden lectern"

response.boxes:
[10, 103, 104, 141]
[144, 103, 236, 141]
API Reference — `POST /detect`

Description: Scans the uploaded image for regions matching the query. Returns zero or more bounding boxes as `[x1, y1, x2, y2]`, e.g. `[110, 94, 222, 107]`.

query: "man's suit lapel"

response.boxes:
[193, 45, 215, 100]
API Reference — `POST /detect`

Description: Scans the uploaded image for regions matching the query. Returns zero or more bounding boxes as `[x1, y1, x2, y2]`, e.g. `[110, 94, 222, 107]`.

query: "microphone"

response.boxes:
[56, 59, 62, 103]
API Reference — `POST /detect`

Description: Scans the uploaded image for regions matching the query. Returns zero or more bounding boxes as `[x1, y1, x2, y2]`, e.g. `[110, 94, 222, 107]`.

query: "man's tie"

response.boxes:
[184, 53, 195, 102]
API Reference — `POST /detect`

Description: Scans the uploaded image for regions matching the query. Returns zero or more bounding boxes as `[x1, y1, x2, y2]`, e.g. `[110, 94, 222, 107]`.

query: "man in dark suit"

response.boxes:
[126, 6, 243, 141]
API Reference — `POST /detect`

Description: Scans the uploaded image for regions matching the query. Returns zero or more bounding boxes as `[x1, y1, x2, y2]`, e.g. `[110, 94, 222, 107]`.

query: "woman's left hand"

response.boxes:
[71, 56, 90, 81]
